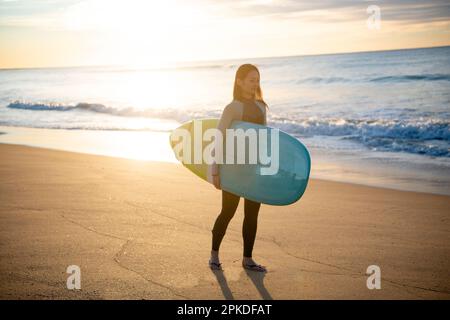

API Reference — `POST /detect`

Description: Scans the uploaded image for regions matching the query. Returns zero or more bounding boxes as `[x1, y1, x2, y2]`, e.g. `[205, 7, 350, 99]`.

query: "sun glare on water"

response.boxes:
[60, 0, 215, 160]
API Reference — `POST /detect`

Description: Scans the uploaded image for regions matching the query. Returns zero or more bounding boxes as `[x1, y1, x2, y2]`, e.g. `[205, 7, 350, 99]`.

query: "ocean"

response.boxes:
[1, 46, 449, 195]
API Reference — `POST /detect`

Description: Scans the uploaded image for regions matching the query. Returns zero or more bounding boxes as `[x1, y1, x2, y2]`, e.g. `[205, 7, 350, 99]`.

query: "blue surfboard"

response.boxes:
[169, 118, 311, 205]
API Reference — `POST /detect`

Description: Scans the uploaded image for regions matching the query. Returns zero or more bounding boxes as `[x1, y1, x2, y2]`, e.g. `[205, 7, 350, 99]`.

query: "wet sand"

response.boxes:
[0, 144, 449, 299]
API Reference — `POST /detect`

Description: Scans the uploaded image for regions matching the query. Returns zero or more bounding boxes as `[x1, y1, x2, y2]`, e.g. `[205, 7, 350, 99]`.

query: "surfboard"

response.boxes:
[169, 118, 311, 206]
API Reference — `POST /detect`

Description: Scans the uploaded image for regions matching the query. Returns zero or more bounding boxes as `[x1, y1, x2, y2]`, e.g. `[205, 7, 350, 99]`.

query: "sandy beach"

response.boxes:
[0, 143, 449, 300]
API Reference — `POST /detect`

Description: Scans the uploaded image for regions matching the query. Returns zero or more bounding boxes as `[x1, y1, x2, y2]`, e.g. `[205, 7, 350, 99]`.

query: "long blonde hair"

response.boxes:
[233, 64, 268, 109]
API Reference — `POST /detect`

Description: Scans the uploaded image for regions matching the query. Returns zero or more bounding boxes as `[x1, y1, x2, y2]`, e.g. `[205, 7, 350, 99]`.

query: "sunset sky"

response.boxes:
[1, 0, 449, 69]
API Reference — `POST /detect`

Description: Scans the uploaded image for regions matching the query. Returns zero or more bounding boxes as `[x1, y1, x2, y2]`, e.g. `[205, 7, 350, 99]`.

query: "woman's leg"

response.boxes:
[211, 190, 240, 252]
[242, 198, 261, 258]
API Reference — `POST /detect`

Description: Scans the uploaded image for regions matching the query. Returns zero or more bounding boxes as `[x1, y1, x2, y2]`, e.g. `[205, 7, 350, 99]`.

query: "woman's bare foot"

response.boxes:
[209, 250, 222, 270]
[242, 257, 267, 272]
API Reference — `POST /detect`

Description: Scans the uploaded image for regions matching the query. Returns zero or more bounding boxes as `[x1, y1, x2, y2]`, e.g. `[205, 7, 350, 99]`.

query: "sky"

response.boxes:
[0, 0, 449, 68]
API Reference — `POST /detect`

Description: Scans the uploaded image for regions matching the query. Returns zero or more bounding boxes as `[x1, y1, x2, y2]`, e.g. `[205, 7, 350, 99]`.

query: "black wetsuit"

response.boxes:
[211, 97, 265, 258]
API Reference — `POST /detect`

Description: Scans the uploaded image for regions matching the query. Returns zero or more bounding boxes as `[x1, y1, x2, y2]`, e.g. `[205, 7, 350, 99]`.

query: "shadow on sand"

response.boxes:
[210, 268, 272, 300]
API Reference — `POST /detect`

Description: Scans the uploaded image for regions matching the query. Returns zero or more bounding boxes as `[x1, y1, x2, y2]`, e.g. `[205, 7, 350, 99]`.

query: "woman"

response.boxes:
[209, 64, 268, 272]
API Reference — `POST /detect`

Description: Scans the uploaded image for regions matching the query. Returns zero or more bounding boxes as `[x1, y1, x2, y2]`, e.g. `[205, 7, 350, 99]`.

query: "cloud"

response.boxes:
[0, 0, 81, 16]
[210, 0, 450, 23]
[0, 0, 449, 29]
[0, 0, 82, 28]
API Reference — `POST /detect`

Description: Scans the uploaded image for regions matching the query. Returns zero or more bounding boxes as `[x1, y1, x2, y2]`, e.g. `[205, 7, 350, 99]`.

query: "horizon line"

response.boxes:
[1, 44, 449, 71]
